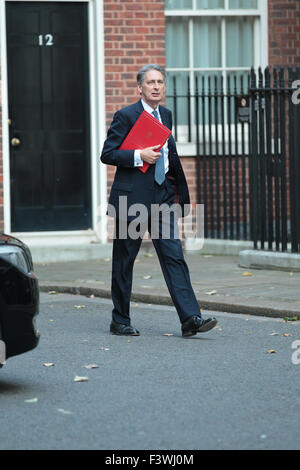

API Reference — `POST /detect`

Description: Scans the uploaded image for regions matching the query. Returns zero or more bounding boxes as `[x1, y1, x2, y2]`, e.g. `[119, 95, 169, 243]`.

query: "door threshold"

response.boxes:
[11, 230, 101, 247]
[10, 231, 112, 264]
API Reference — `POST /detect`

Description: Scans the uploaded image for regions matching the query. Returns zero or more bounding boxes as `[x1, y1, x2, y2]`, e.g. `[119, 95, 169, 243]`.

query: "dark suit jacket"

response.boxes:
[100, 100, 190, 219]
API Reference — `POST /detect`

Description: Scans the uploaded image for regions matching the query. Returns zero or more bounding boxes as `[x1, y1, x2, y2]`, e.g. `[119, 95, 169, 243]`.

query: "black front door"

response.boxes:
[6, 2, 91, 231]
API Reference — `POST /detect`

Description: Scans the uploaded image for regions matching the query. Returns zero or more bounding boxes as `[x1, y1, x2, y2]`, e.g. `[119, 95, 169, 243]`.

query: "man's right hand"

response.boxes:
[140, 145, 161, 165]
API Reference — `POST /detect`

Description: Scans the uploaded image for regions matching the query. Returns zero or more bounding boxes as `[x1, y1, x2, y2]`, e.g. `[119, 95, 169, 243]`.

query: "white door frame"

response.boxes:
[0, 0, 108, 244]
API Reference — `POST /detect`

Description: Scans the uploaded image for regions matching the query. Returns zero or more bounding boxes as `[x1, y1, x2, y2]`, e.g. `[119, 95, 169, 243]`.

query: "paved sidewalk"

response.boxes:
[35, 246, 300, 320]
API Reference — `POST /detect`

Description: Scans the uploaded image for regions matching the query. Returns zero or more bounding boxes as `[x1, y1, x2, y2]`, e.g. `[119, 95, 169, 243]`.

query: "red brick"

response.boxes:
[269, 0, 300, 67]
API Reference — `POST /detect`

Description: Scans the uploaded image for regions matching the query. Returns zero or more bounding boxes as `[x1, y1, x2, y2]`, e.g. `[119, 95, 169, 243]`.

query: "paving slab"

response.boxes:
[35, 249, 300, 320]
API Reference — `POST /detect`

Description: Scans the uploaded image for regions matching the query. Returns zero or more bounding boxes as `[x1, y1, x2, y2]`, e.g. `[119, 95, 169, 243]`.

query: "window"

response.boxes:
[165, 0, 268, 143]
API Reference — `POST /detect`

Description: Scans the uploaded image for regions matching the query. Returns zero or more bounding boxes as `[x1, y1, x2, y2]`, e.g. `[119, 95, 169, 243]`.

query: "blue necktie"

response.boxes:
[152, 109, 165, 185]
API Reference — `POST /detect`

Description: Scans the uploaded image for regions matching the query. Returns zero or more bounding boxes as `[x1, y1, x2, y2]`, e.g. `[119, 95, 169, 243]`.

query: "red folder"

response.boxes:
[119, 110, 171, 173]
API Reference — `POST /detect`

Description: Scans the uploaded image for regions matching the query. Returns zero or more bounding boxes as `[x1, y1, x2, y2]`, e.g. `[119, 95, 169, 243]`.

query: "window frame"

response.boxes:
[165, 0, 268, 77]
[164, 0, 268, 151]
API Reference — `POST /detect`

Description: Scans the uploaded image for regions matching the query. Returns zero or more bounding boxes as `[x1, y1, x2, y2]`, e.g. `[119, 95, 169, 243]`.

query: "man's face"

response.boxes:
[138, 69, 166, 108]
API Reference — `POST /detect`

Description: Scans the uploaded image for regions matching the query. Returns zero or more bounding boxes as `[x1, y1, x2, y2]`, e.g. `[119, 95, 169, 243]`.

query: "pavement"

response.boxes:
[35, 245, 300, 320]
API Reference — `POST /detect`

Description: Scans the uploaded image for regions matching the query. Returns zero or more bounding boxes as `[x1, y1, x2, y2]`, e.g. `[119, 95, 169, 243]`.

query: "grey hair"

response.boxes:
[136, 64, 167, 85]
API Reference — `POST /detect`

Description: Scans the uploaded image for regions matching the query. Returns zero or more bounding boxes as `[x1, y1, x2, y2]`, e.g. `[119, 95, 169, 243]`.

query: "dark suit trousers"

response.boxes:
[111, 178, 201, 325]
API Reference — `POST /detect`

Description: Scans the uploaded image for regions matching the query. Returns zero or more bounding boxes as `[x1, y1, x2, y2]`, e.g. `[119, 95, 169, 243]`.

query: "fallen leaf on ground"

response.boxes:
[74, 305, 85, 309]
[48, 291, 58, 295]
[242, 272, 253, 277]
[24, 398, 38, 403]
[283, 333, 292, 337]
[163, 333, 174, 337]
[57, 409, 73, 415]
[205, 290, 217, 295]
[82, 364, 99, 369]
[143, 275, 152, 279]
[43, 363, 55, 367]
[74, 375, 89, 382]
[266, 349, 276, 354]
[270, 332, 279, 336]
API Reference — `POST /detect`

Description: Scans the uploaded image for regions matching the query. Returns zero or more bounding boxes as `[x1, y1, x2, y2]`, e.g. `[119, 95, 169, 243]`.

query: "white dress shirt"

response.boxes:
[133, 99, 169, 174]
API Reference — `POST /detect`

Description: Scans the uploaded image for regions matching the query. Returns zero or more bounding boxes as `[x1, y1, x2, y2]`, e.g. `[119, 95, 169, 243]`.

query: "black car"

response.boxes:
[0, 234, 40, 367]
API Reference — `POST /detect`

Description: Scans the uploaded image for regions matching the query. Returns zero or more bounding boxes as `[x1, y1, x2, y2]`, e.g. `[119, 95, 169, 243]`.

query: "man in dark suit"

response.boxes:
[101, 64, 217, 337]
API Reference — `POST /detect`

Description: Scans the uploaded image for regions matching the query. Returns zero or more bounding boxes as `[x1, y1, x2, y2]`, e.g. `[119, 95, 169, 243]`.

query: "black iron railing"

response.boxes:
[167, 73, 251, 242]
[249, 66, 300, 253]
[167, 67, 300, 253]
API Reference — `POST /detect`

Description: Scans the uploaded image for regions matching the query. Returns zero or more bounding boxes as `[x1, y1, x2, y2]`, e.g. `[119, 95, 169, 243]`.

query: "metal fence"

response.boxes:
[250, 66, 300, 253]
[167, 67, 300, 253]
[167, 72, 252, 242]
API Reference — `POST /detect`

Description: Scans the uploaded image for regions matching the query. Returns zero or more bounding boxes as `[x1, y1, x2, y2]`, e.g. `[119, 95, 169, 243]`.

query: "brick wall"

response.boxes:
[269, 0, 300, 66]
[103, 0, 166, 197]
[103, 0, 166, 124]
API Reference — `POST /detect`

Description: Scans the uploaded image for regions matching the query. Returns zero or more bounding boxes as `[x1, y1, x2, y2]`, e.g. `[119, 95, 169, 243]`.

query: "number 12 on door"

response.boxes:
[38, 34, 54, 46]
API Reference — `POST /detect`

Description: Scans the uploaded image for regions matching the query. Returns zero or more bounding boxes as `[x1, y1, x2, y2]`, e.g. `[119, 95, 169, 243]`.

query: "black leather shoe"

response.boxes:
[110, 320, 140, 336]
[181, 315, 217, 337]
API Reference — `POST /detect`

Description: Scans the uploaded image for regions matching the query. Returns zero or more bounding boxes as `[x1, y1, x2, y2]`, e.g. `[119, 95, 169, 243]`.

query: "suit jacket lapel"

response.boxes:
[159, 106, 171, 131]
[135, 99, 144, 118]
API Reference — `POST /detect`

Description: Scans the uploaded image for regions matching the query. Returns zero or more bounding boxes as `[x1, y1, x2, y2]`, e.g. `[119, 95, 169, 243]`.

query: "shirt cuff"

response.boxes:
[134, 150, 144, 167]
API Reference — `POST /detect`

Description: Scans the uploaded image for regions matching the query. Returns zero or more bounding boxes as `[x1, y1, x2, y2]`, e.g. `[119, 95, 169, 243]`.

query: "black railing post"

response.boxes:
[258, 67, 267, 250]
[214, 75, 221, 238]
[295, 77, 300, 253]
[249, 67, 259, 249]
[289, 67, 300, 253]
[240, 74, 248, 241]
[234, 74, 240, 240]
[220, 75, 228, 240]
[273, 67, 281, 251]
[279, 67, 288, 251]
[201, 76, 208, 238]
[207, 76, 214, 238]
[187, 76, 191, 143]
[264, 66, 274, 250]
[227, 75, 234, 240]
[195, 76, 201, 206]
[295, 66, 300, 253]
[172, 76, 178, 142]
